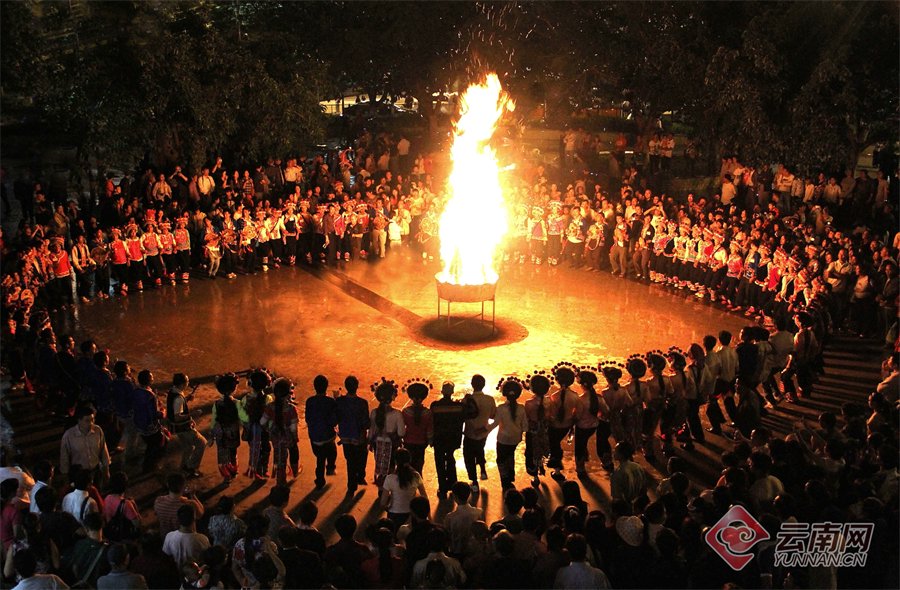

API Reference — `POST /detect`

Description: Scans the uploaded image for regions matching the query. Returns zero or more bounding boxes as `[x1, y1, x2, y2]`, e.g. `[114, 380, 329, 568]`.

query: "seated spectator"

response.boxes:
[443, 481, 482, 557]
[410, 528, 466, 588]
[361, 527, 405, 589]
[610, 442, 649, 504]
[323, 514, 372, 589]
[230, 513, 273, 589]
[278, 526, 324, 590]
[96, 542, 148, 590]
[553, 533, 610, 589]
[482, 530, 531, 589]
[295, 500, 326, 556]
[162, 505, 210, 567]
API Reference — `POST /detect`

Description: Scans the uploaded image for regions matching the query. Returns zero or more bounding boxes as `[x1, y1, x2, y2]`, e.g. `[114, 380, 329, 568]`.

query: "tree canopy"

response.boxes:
[2, 0, 896, 172]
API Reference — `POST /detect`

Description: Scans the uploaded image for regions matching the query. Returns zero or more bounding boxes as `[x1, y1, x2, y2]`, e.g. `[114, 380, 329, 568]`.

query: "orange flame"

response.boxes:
[436, 73, 514, 286]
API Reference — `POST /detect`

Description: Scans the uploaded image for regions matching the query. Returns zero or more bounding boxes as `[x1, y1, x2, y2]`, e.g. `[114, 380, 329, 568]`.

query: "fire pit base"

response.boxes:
[436, 278, 497, 335]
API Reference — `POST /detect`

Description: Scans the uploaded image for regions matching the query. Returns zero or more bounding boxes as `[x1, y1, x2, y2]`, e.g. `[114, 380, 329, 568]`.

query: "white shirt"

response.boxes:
[463, 392, 497, 440]
[493, 402, 529, 445]
[162, 529, 211, 567]
[382, 472, 422, 515]
[29, 480, 48, 513]
[370, 408, 405, 440]
[61, 490, 97, 524]
[12, 574, 69, 590]
[554, 561, 610, 589]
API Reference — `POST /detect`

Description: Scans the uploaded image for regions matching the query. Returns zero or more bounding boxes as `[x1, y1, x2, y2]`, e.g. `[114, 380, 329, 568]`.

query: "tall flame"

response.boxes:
[437, 73, 514, 286]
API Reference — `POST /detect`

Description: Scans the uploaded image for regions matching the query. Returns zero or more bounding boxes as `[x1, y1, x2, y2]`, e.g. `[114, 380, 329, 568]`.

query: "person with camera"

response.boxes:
[166, 373, 206, 479]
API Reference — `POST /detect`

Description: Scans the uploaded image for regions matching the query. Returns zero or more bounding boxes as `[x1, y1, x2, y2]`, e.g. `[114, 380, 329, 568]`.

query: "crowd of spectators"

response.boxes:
[0, 127, 898, 590]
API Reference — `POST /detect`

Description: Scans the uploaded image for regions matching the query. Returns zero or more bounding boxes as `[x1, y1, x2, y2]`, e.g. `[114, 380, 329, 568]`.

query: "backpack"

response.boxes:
[105, 497, 137, 542]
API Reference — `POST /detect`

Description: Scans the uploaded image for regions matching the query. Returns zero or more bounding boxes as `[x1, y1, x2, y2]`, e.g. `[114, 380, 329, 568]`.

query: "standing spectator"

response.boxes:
[28, 461, 53, 515]
[462, 374, 496, 492]
[60, 470, 98, 526]
[59, 406, 110, 485]
[152, 473, 204, 538]
[162, 505, 210, 568]
[131, 370, 165, 474]
[304, 375, 338, 490]
[96, 543, 147, 590]
[62, 512, 109, 588]
[335, 375, 370, 494]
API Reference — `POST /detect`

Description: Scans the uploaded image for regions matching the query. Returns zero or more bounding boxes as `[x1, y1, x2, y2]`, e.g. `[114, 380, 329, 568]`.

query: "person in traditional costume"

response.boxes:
[546, 201, 565, 265]
[261, 378, 299, 486]
[488, 376, 528, 490]
[600, 361, 630, 468]
[573, 366, 609, 476]
[527, 206, 548, 265]
[208, 373, 242, 484]
[369, 378, 405, 487]
[524, 371, 551, 488]
[401, 378, 433, 477]
[173, 217, 192, 282]
[547, 362, 579, 480]
[238, 369, 273, 480]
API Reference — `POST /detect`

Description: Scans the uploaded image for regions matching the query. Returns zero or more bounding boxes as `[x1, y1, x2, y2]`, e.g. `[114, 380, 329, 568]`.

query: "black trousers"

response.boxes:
[462, 437, 487, 482]
[141, 430, 166, 472]
[406, 443, 427, 476]
[574, 421, 612, 467]
[341, 442, 367, 491]
[548, 426, 570, 469]
[433, 444, 458, 493]
[311, 440, 337, 486]
[685, 399, 705, 442]
[496, 442, 518, 489]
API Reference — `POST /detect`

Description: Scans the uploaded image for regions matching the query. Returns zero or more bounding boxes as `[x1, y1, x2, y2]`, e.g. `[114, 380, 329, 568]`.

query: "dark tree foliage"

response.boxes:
[2, 1, 327, 168]
[2, 1, 896, 173]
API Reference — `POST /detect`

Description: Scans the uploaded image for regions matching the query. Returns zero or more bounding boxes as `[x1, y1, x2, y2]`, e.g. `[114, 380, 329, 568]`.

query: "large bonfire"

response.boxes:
[436, 74, 514, 286]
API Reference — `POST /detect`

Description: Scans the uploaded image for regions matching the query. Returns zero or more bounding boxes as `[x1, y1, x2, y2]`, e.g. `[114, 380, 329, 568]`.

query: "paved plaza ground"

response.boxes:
[9, 246, 880, 543]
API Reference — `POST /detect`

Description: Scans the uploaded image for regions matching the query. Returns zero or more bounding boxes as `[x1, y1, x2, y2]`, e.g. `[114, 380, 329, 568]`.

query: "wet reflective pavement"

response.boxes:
[53, 247, 754, 541]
